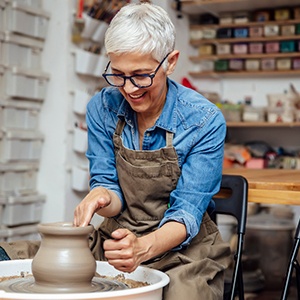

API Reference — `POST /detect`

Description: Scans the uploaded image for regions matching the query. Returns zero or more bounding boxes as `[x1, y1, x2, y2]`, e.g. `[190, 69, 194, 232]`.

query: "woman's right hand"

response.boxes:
[73, 186, 119, 227]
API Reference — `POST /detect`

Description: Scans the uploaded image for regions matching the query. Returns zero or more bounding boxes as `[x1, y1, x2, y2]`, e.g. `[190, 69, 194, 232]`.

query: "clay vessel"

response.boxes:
[31, 222, 96, 293]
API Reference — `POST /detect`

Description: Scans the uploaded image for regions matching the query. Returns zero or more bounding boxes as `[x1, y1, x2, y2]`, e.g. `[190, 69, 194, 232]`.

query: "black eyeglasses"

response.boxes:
[102, 53, 170, 88]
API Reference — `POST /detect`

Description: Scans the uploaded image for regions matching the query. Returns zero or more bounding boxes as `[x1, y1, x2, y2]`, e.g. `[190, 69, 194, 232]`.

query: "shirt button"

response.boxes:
[146, 133, 151, 137]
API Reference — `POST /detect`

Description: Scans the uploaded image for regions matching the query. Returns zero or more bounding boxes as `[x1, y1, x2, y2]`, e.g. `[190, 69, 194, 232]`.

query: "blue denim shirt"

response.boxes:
[86, 78, 226, 249]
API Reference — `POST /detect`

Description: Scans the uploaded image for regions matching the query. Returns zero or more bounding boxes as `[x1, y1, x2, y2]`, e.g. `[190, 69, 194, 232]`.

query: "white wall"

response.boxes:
[38, 0, 300, 223]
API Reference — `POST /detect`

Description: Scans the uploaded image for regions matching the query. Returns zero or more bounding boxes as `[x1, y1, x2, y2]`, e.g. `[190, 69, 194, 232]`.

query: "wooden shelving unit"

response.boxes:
[189, 69, 300, 78]
[177, 0, 300, 15]
[227, 121, 300, 128]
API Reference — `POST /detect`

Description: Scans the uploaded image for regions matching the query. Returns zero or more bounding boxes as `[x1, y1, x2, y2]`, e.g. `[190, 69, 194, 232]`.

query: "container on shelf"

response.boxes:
[296, 24, 300, 35]
[74, 49, 107, 77]
[0, 32, 43, 70]
[73, 127, 88, 154]
[249, 26, 263, 37]
[267, 93, 295, 110]
[280, 25, 295, 36]
[294, 7, 300, 19]
[265, 42, 280, 53]
[3, 223, 39, 242]
[274, 8, 291, 21]
[233, 43, 248, 54]
[219, 12, 233, 24]
[216, 28, 232, 39]
[233, 11, 250, 24]
[3, 1, 50, 39]
[71, 166, 89, 192]
[253, 10, 271, 22]
[0, 162, 39, 196]
[0, 0, 5, 31]
[220, 103, 242, 122]
[249, 42, 263, 54]
[276, 58, 292, 70]
[261, 58, 275, 70]
[233, 28, 248, 38]
[242, 106, 265, 122]
[292, 58, 300, 70]
[214, 59, 228, 71]
[202, 28, 216, 39]
[0, 129, 44, 162]
[190, 28, 203, 40]
[1, 193, 45, 226]
[267, 107, 294, 123]
[245, 59, 260, 71]
[0, 100, 41, 130]
[216, 43, 231, 55]
[280, 40, 295, 52]
[3, 67, 49, 100]
[264, 25, 279, 37]
[199, 44, 214, 55]
[229, 59, 244, 71]
[73, 89, 91, 115]
[197, 60, 215, 72]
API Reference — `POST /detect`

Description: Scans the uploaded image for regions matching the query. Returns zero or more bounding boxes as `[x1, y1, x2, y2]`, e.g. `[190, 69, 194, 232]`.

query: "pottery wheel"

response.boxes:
[0, 276, 129, 294]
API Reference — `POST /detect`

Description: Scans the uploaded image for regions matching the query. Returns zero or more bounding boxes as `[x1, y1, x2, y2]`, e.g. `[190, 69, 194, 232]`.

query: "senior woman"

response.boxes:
[73, 2, 231, 299]
[0, 2, 230, 299]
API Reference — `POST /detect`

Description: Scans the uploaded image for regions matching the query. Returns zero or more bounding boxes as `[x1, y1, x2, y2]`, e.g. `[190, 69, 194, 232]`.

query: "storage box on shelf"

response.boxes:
[2, 67, 49, 101]
[0, 224, 39, 242]
[1, 194, 45, 227]
[0, 99, 41, 131]
[0, 31, 44, 70]
[0, 0, 5, 31]
[0, 162, 39, 196]
[0, 129, 44, 163]
[3, 0, 50, 40]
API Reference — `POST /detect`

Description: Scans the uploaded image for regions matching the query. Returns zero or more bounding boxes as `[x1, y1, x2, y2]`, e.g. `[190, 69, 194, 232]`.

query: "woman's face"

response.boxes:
[108, 52, 177, 117]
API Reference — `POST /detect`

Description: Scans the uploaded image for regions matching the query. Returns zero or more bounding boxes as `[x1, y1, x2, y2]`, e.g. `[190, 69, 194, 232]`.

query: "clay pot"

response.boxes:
[31, 222, 96, 293]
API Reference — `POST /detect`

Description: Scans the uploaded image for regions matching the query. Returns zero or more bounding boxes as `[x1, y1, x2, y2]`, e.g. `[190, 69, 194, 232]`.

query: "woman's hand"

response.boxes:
[73, 187, 122, 227]
[104, 229, 149, 273]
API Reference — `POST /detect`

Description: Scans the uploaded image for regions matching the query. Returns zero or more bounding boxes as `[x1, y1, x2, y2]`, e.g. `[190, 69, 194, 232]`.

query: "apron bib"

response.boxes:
[89, 120, 231, 300]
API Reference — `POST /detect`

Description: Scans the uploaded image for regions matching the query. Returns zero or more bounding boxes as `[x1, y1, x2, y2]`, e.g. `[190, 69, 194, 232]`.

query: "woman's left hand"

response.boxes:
[103, 229, 148, 273]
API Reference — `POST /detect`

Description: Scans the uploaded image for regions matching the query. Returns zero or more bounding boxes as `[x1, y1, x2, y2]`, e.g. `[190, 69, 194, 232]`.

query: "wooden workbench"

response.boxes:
[223, 168, 300, 206]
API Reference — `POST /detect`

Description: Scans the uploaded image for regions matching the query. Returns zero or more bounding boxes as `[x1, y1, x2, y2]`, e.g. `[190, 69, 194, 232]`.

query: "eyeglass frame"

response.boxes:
[102, 53, 170, 88]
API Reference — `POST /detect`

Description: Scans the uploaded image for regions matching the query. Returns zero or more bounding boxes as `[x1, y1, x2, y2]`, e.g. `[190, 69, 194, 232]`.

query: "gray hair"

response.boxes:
[104, 3, 176, 65]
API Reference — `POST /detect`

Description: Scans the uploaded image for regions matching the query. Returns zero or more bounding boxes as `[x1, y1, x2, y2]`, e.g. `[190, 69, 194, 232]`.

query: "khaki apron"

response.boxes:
[89, 120, 231, 300]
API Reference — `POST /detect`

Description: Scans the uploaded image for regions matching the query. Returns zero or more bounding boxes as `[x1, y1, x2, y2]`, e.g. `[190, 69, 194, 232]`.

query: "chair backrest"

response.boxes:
[212, 174, 248, 300]
[213, 174, 248, 235]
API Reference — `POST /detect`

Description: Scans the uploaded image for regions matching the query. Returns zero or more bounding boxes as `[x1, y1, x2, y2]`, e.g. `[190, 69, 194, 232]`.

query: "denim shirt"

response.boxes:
[86, 78, 226, 249]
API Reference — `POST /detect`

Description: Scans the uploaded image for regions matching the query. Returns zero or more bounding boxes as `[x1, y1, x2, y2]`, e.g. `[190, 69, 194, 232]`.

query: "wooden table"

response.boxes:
[223, 168, 300, 206]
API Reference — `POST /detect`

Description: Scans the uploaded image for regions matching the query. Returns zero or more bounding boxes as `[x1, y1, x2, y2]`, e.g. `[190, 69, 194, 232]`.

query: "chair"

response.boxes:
[280, 217, 300, 300]
[212, 174, 248, 300]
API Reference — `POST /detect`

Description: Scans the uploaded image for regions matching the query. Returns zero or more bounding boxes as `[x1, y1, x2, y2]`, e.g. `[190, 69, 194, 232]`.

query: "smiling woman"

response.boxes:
[0, 3, 231, 300]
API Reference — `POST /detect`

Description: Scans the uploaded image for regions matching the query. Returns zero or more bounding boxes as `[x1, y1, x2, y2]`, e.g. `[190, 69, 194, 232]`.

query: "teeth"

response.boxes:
[130, 94, 143, 99]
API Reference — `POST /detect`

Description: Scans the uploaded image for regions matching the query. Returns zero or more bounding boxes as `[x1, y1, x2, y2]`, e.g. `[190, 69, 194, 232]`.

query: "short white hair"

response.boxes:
[104, 3, 176, 64]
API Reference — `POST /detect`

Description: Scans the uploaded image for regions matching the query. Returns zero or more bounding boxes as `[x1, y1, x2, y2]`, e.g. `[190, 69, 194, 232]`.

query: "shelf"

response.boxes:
[191, 35, 300, 46]
[227, 121, 300, 127]
[190, 52, 300, 61]
[190, 19, 300, 29]
[177, 0, 300, 15]
[189, 69, 300, 78]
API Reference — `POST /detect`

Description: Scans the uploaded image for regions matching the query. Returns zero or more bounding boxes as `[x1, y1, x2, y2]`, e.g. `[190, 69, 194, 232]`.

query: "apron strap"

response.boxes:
[115, 119, 174, 147]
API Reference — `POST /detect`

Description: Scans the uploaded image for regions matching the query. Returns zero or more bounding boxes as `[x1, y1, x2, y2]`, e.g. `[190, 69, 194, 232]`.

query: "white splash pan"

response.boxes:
[0, 259, 169, 300]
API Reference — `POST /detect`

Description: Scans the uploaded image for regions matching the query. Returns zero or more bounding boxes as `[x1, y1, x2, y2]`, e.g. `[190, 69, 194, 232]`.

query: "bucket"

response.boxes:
[245, 212, 295, 290]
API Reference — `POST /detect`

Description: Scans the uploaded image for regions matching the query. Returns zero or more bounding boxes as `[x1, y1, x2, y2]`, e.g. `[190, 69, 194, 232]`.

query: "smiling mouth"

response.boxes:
[129, 92, 146, 100]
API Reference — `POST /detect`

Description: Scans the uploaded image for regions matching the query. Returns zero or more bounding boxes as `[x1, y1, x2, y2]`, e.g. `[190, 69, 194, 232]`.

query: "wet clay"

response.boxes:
[0, 222, 147, 294]
[31, 222, 97, 293]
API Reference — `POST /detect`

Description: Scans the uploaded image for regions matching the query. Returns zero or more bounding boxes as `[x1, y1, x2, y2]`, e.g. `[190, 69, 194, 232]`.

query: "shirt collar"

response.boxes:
[117, 78, 178, 133]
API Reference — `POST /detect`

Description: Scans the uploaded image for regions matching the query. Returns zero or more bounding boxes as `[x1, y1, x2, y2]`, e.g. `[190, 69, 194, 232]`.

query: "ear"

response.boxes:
[166, 50, 180, 76]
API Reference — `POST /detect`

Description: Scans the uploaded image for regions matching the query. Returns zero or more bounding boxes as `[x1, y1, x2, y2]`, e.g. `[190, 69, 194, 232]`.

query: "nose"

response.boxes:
[123, 78, 139, 93]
